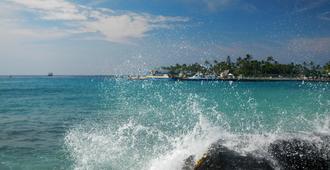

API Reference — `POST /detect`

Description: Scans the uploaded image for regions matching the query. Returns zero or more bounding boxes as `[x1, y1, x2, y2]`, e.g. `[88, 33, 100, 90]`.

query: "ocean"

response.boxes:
[0, 76, 329, 170]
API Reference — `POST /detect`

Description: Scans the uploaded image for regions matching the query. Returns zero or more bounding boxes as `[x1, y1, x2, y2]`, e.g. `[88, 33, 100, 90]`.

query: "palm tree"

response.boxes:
[309, 61, 315, 70]
[245, 54, 252, 61]
[237, 57, 242, 63]
[266, 56, 274, 63]
[204, 60, 210, 68]
[226, 56, 231, 65]
[303, 62, 307, 68]
[324, 62, 330, 74]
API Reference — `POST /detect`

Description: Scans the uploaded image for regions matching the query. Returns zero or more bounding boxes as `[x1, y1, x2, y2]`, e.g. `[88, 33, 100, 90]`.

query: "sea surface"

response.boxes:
[0, 76, 329, 170]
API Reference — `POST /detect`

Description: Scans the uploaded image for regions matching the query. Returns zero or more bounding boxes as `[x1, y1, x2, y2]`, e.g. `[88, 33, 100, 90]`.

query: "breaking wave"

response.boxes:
[64, 81, 329, 170]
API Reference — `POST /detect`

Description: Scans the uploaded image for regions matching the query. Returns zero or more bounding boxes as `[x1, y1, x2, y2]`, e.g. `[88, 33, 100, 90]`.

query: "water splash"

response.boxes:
[147, 115, 223, 170]
[64, 80, 330, 170]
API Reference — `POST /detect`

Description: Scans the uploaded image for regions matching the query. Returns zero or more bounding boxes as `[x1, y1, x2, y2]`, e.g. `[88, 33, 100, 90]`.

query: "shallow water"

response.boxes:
[0, 76, 329, 169]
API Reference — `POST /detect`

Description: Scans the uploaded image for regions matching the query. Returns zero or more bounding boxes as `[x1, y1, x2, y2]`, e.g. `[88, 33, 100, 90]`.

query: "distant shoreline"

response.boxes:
[176, 77, 330, 82]
[1, 75, 329, 82]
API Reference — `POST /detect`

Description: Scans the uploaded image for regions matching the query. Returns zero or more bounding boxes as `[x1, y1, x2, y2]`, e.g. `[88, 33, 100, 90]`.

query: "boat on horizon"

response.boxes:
[184, 72, 217, 81]
[128, 69, 176, 80]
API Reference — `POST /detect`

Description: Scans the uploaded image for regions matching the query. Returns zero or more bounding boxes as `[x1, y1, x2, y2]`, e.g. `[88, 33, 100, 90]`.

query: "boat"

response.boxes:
[145, 73, 171, 79]
[128, 75, 147, 80]
[187, 72, 204, 80]
[48, 72, 53, 76]
[128, 69, 176, 80]
[144, 70, 176, 80]
[185, 72, 217, 81]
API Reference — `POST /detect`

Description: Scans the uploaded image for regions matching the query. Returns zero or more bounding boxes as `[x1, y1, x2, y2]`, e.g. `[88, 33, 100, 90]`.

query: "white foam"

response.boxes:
[146, 115, 330, 170]
[65, 119, 171, 170]
[147, 115, 223, 170]
[64, 91, 330, 170]
[65, 115, 330, 170]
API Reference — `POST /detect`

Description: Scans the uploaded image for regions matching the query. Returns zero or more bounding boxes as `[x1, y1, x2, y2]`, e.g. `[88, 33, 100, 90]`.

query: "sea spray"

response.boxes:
[65, 114, 330, 170]
[64, 92, 223, 170]
[64, 80, 329, 170]
[147, 115, 224, 170]
[1, 77, 329, 169]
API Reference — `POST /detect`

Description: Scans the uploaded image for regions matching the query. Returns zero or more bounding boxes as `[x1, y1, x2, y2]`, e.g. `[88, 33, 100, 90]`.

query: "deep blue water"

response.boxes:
[0, 76, 329, 169]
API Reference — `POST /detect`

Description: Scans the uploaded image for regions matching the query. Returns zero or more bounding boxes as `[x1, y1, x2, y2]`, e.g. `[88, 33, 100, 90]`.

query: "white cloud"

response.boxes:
[184, 0, 256, 13]
[319, 11, 330, 21]
[293, 0, 327, 13]
[10, 0, 87, 21]
[4, 0, 189, 43]
[11, 0, 76, 10]
[203, 0, 235, 12]
[288, 37, 330, 55]
[84, 14, 150, 43]
[11, 28, 69, 39]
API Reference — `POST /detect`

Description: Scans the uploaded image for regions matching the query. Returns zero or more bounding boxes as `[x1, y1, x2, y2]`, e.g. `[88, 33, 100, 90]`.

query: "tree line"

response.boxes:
[162, 54, 330, 78]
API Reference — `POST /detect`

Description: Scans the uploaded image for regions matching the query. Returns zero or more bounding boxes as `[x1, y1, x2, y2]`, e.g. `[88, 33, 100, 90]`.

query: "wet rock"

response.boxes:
[183, 137, 330, 170]
[182, 155, 195, 170]
[320, 135, 330, 161]
[193, 142, 274, 170]
[269, 139, 329, 170]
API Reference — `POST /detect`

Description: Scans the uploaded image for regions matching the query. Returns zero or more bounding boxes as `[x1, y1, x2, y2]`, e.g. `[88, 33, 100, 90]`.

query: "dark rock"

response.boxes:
[320, 135, 330, 161]
[183, 137, 330, 170]
[193, 142, 274, 170]
[182, 155, 195, 170]
[269, 139, 329, 170]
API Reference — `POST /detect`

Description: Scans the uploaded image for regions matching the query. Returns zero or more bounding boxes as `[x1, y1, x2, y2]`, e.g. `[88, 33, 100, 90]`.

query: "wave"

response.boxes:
[64, 81, 329, 170]
[148, 116, 330, 170]
[64, 113, 329, 170]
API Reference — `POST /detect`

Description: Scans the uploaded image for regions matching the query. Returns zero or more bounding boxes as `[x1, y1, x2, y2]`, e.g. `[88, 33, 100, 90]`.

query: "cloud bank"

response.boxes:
[5, 0, 189, 43]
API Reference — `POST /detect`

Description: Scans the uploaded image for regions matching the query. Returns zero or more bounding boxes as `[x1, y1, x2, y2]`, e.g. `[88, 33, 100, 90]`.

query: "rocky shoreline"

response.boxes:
[182, 137, 330, 170]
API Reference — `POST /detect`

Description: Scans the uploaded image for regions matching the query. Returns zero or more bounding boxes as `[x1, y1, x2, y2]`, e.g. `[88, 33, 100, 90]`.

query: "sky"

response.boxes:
[1, 0, 330, 75]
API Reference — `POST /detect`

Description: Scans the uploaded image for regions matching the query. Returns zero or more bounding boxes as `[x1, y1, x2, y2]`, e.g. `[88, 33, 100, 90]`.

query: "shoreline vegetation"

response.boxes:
[144, 54, 330, 81]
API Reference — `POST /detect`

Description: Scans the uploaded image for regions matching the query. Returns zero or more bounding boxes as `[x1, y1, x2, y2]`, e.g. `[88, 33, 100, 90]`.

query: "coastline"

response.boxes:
[2, 75, 329, 82]
[176, 77, 330, 82]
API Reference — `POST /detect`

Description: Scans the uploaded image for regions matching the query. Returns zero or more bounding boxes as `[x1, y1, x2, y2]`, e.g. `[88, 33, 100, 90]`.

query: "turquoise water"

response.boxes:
[0, 76, 329, 170]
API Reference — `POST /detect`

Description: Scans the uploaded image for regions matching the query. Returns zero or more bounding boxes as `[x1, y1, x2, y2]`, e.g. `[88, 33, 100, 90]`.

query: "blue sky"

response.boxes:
[1, 0, 330, 75]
